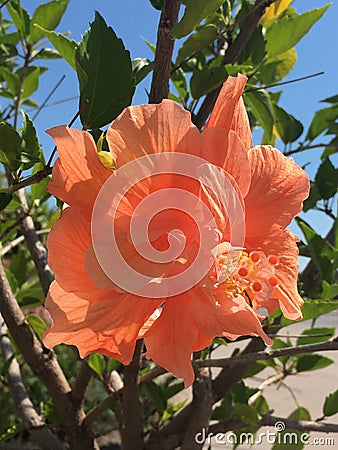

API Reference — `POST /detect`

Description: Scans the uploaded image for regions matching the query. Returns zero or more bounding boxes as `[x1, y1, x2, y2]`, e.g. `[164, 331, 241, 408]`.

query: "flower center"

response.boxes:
[215, 247, 279, 304]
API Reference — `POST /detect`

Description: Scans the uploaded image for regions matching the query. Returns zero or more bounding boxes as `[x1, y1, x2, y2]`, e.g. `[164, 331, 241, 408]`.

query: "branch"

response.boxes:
[0, 315, 64, 450]
[121, 340, 144, 450]
[71, 360, 95, 410]
[149, 0, 181, 103]
[198, 337, 338, 368]
[0, 259, 98, 450]
[284, 142, 338, 157]
[194, 0, 274, 129]
[7, 166, 52, 195]
[209, 413, 338, 435]
[181, 366, 213, 450]
[1, 229, 49, 257]
[17, 189, 54, 296]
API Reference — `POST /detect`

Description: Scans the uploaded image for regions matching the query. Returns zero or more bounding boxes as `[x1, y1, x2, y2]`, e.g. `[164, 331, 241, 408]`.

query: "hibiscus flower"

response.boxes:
[43, 74, 309, 387]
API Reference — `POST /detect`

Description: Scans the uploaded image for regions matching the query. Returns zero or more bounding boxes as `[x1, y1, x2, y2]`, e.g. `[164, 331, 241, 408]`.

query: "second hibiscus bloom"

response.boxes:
[43, 74, 309, 387]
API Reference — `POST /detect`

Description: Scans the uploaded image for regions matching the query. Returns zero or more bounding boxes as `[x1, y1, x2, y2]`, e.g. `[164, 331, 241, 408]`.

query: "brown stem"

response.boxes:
[0, 315, 64, 450]
[7, 166, 52, 194]
[121, 340, 144, 450]
[0, 259, 98, 450]
[210, 413, 338, 434]
[71, 360, 94, 410]
[194, 0, 274, 129]
[149, 0, 181, 103]
[181, 366, 213, 450]
[198, 336, 338, 368]
[17, 189, 54, 296]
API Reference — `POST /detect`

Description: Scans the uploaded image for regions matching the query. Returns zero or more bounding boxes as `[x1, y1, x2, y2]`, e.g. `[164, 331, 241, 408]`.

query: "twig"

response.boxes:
[0, 257, 98, 450]
[248, 372, 285, 405]
[244, 71, 324, 93]
[84, 393, 116, 427]
[284, 142, 338, 156]
[139, 365, 167, 384]
[7, 165, 52, 194]
[198, 337, 338, 368]
[32, 74, 66, 120]
[210, 413, 338, 434]
[1, 229, 49, 256]
[46, 99, 89, 167]
[0, 315, 64, 450]
[149, 0, 181, 103]
[0, 0, 10, 10]
[194, 0, 274, 129]
[121, 340, 144, 450]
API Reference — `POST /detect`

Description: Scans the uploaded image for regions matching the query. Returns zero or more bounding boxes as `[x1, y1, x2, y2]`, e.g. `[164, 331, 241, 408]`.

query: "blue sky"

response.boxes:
[3, 1, 337, 243]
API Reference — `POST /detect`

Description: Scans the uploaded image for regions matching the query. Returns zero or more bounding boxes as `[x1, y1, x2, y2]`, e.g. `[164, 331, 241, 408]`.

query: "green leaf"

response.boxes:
[306, 104, 338, 141]
[31, 163, 50, 203]
[132, 58, 154, 85]
[21, 110, 40, 157]
[314, 157, 338, 200]
[176, 24, 218, 64]
[272, 407, 311, 450]
[265, 4, 330, 58]
[234, 403, 258, 425]
[244, 89, 274, 143]
[190, 66, 227, 99]
[297, 327, 335, 346]
[212, 393, 233, 421]
[302, 181, 321, 212]
[0, 122, 22, 170]
[34, 26, 77, 70]
[76, 12, 135, 129]
[87, 353, 105, 376]
[296, 354, 333, 372]
[172, 0, 224, 39]
[149, 0, 166, 10]
[26, 313, 47, 340]
[30, 0, 70, 44]
[296, 218, 336, 282]
[32, 48, 62, 60]
[321, 281, 338, 299]
[0, 192, 13, 211]
[6, 1, 31, 38]
[0, 66, 19, 96]
[16, 66, 42, 100]
[323, 389, 338, 416]
[143, 381, 167, 415]
[273, 104, 303, 144]
[281, 299, 338, 327]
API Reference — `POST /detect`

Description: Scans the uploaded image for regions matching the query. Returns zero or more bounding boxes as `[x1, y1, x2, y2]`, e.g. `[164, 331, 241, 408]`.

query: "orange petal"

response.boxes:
[106, 100, 197, 167]
[47, 206, 114, 299]
[247, 229, 304, 320]
[205, 74, 252, 149]
[47, 126, 111, 220]
[144, 295, 198, 388]
[43, 281, 162, 364]
[189, 286, 273, 345]
[199, 128, 251, 197]
[245, 146, 310, 237]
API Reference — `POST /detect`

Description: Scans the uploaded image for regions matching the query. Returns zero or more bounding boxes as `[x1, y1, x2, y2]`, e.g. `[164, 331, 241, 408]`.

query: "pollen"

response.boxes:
[252, 281, 262, 292]
[215, 244, 280, 307]
[250, 251, 260, 263]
